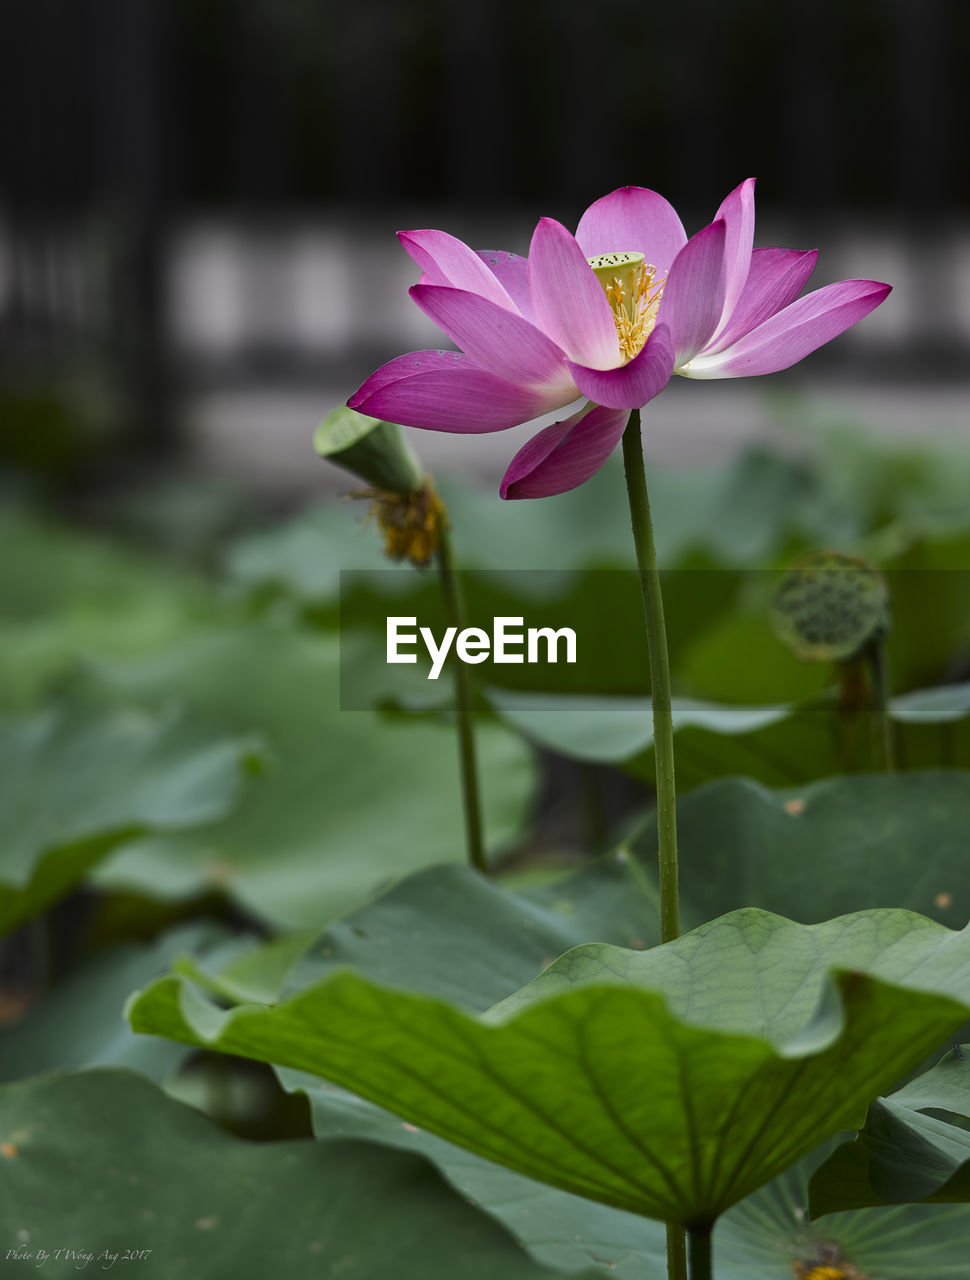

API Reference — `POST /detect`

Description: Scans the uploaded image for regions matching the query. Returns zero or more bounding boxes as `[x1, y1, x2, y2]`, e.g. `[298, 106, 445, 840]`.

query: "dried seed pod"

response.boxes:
[771, 551, 890, 664]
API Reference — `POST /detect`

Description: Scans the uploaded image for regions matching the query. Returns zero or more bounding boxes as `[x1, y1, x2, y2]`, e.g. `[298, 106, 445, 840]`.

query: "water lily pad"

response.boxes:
[236, 772, 970, 1023]
[0, 1069, 599, 1279]
[0, 706, 258, 935]
[809, 1047, 970, 1214]
[634, 771, 970, 931]
[488, 684, 970, 787]
[84, 626, 535, 927]
[719, 1137, 970, 1278]
[0, 509, 211, 713]
[0, 924, 231, 1084]
[306, 1083, 669, 1278]
[273, 861, 652, 1010]
[304, 1095, 970, 1279]
[128, 908, 970, 1227]
[486, 687, 794, 766]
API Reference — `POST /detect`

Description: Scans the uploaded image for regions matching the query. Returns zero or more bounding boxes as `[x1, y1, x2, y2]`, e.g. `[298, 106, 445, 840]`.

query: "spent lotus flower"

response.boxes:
[349, 179, 891, 499]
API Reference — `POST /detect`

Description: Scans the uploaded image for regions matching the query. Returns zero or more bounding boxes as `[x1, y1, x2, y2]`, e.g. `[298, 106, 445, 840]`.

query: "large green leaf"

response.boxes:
[489, 684, 970, 787]
[306, 1082, 670, 1277]
[719, 1138, 970, 1278]
[809, 1047, 970, 1214]
[128, 909, 970, 1227]
[0, 924, 231, 1084]
[226, 774, 970, 1250]
[82, 626, 535, 927]
[303, 1094, 970, 1279]
[241, 773, 970, 1019]
[0, 1069, 600, 1279]
[486, 687, 794, 767]
[0, 509, 211, 713]
[0, 706, 258, 935]
[273, 862, 652, 1010]
[633, 771, 970, 931]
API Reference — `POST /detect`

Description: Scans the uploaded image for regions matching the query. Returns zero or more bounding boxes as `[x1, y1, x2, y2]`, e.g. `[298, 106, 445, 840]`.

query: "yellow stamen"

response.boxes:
[587, 251, 666, 362]
[357, 479, 446, 568]
[792, 1263, 867, 1279]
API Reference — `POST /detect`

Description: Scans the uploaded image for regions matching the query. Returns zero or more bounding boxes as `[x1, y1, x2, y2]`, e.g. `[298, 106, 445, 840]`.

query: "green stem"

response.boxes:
[622, 410, 684, 1280]
[666, 1222, 689, 1280]
[687, 1224, 713, 1280]
[621, 409, 679, 944]
[436, 516, 487, 874]
[864, 639, 895, 772]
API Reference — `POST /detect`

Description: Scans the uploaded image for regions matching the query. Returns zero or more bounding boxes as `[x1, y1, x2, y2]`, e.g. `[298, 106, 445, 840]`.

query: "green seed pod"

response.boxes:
[771, 551, 891, 663]
[314, 406, 424, 497]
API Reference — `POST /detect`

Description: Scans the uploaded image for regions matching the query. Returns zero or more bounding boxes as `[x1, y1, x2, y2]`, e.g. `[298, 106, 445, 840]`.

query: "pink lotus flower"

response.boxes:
[348, 180, 890, 500]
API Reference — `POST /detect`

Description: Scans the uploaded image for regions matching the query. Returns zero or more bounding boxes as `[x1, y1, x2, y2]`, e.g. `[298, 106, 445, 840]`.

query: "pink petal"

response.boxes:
[398, 229, 517, 312]
[567, 323, 675, 410]
[500, 403, 629, 499]
[702, 247, 818, 356]
[348, 350, 559, 433]
[409, 284, 574, 397]
[684, 279, 892, 379]
[476, 250, 535, 321]
[659, 219, 728, 366]
[575, 187, 688, 277]
[709, 177, 756, 341]
[528, 218, 619, 370]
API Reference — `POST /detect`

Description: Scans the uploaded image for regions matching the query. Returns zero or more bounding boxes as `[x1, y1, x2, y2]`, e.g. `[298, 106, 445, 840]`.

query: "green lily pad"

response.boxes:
[633, 771, 970, 931]
[0, 509, 211, 713]
[272, 861, 652, 1010]
[119, 773, 970, 1264]
[83, 625, 535, 928]
[306, 1082, 669, 1277]
[251, 773, 970, 1021]
[184, 929, 319, 1005]
[892, 682, 970, 722]
[809, 1048, 970, 1214]
[488, 683, 970, 787]
[0, 924, 231, 1084]
[128, 908, 970, 1227]
[0, 706, 258, 935]
[0, 1069, 600, 1279]
[303, 1093, 970, 1279]
[719, 1137, 970, 1278]
[486, 687, 794, 766]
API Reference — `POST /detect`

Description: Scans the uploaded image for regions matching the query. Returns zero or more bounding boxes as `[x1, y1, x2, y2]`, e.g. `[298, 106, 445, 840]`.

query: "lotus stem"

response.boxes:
[687, 1223, 713, 1280]
[621, 410, 679, 943]
[622, 410, 684, 1280]
[666, 1222, 689, 1280]
[436, 517, 488, 874]
[864, 638, 895, 772]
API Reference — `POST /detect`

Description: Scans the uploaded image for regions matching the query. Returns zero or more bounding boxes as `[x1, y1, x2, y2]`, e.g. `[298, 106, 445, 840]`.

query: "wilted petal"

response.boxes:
[702, 247, 818, 356]
[349, 350, 558, 433]
[410, 285, 574, 397]
[660, 220, 728, 366]
[575, 187, 688, 277]
[710, 177, 756, 341]
[399, 229, 517, 312]
[528, 218, 619, 370]
[683, 279, 892, 378]
[568, 323, 674, 410]
[476, 250, 535, 321]
[500, 403, 629, 499]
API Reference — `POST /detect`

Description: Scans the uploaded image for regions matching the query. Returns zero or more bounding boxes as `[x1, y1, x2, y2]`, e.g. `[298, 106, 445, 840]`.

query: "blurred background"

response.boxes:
[1, 0, 968, 502]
